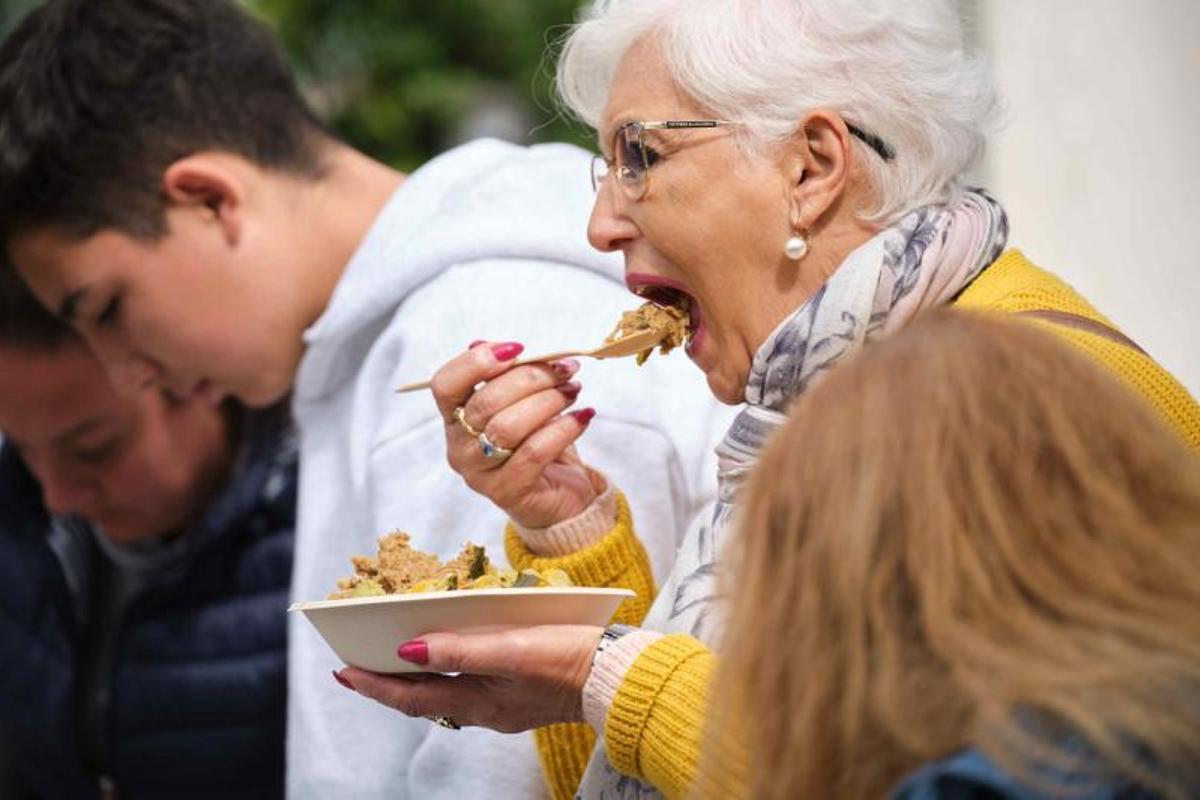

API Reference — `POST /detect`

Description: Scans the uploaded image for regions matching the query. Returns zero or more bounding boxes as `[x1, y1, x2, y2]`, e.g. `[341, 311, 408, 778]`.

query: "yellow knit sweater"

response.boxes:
[522, 249, 1200, 799]
[955, 251, 1200, 449]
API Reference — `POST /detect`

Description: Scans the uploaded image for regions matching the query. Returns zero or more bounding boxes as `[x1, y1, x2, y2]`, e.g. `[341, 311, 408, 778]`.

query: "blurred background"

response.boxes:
[0, 0, 594, 168]
[0, 0, 1196, 394]
[243, 0, 592, 167]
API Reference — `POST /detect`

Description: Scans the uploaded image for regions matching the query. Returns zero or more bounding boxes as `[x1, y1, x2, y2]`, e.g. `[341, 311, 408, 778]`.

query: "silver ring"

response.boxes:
[431, 715, 461, 730]
[453, 406, 482, 438]
[478, 431, 512, 462]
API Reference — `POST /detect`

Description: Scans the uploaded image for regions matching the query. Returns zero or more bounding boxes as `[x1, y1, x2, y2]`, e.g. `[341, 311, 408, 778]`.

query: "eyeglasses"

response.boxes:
[591, 120, 739, 201]
[591, 118, 895, 201]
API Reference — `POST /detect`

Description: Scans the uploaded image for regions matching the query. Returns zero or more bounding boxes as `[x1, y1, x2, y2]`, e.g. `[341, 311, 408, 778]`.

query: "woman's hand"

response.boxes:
[431, 341, 599, 529]
[334, 625, 603, 733]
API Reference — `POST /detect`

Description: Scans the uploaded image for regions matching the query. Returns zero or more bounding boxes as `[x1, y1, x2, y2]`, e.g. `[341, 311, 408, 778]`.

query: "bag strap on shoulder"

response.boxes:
[1015, 309, 1147, 357]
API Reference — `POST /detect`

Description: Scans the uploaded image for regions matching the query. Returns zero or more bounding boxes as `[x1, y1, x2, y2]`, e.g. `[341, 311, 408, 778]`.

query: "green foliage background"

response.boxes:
[246, 0, 592, 171]
[0, 0, 593, 172]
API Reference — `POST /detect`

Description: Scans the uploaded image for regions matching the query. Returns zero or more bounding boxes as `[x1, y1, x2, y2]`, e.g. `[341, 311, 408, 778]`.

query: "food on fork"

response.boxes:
[327, 532, 572, 599]
[606, 299, 691, 365]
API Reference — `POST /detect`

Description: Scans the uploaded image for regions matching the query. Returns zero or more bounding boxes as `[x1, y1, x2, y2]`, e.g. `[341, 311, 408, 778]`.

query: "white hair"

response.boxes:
[557, 0, 998, 224]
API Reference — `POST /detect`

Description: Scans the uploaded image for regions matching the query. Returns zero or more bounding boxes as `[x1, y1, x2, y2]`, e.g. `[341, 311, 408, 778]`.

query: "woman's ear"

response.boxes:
[782, 109, 855, 230]
[161, 153, 245, 245]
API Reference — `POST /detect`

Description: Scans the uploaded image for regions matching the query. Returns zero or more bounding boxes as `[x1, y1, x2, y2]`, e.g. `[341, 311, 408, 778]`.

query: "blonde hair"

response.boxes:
[705, 310, 1200, 798]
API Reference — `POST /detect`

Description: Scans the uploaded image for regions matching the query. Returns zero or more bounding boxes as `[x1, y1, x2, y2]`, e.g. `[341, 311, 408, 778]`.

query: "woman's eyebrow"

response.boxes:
[599, 115, 636, 153]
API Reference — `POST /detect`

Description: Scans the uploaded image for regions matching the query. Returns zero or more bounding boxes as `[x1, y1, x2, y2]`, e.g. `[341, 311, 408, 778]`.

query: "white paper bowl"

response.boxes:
[290, 587, 635, 673]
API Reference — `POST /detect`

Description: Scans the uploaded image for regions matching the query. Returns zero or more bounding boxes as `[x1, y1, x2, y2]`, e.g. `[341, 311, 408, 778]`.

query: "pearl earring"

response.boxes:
[784, 230, 809, 261]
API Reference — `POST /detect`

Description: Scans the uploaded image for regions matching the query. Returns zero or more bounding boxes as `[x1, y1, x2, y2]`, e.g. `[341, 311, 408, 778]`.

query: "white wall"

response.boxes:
[972, 0, 1200, 395]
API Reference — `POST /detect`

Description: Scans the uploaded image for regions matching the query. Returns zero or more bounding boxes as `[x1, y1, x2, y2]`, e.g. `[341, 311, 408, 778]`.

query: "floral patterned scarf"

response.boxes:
[712, 189, 1009, 509]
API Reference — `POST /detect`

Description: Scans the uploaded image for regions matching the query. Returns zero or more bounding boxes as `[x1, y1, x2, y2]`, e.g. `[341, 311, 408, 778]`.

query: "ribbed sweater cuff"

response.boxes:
[604, 634, 712, 783]
[512, 475, 616, 557]
[505, 491, 640, 587]
[582, 630, 663, 734]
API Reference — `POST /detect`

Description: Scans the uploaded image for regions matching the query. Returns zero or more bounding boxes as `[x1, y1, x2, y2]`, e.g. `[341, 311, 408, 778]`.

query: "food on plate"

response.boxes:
[327, 532, 572, 599]
[606, 299, 690, 365]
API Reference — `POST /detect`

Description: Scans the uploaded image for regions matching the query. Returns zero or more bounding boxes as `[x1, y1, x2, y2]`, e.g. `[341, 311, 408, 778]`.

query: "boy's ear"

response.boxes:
[161, 154, 245, 245]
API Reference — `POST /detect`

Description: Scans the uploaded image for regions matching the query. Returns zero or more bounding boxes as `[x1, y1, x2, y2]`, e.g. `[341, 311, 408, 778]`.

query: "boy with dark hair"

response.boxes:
[0, 1, 731, 797]
[0, 264, 297, 799]
[0, 0, 326, 241]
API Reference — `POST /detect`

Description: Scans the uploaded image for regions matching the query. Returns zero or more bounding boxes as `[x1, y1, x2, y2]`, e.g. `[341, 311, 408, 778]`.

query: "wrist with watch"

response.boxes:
[593, 623, 638, 664]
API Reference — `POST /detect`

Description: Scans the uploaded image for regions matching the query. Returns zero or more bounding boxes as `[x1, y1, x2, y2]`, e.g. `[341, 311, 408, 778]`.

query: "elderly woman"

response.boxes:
[337, 0, 1200, 797]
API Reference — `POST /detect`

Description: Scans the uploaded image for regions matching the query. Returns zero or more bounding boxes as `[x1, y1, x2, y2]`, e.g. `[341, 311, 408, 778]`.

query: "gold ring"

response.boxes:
[431, 715, 461, 730]
[453, 406, 482, 438]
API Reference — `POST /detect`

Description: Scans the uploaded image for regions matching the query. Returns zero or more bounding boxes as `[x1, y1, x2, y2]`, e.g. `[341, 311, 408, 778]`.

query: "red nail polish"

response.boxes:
[332, 670, 354, 690]
[491, 342, 524, 361]
[559, 381, 582, 400]
[571, 408, 596, 426]
[469, 340, 486, 349]
[398, 640, 430, 665]
[552, 359, 581, 379]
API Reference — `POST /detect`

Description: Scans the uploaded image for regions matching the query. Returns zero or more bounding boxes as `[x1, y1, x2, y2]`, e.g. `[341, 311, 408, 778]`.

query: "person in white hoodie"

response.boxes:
[0, 1, 732, 798]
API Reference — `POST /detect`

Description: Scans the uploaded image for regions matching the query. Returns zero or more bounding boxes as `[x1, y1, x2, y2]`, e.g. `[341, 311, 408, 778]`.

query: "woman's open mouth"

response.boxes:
[630, 283, 701, 341]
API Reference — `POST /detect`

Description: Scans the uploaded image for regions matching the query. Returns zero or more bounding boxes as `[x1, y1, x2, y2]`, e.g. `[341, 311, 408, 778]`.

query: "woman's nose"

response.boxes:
[587, 183, 638, 253]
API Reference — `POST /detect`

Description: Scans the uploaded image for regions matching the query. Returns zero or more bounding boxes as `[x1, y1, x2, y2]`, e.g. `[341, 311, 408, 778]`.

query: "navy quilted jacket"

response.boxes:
[0, 405, 296, 799]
